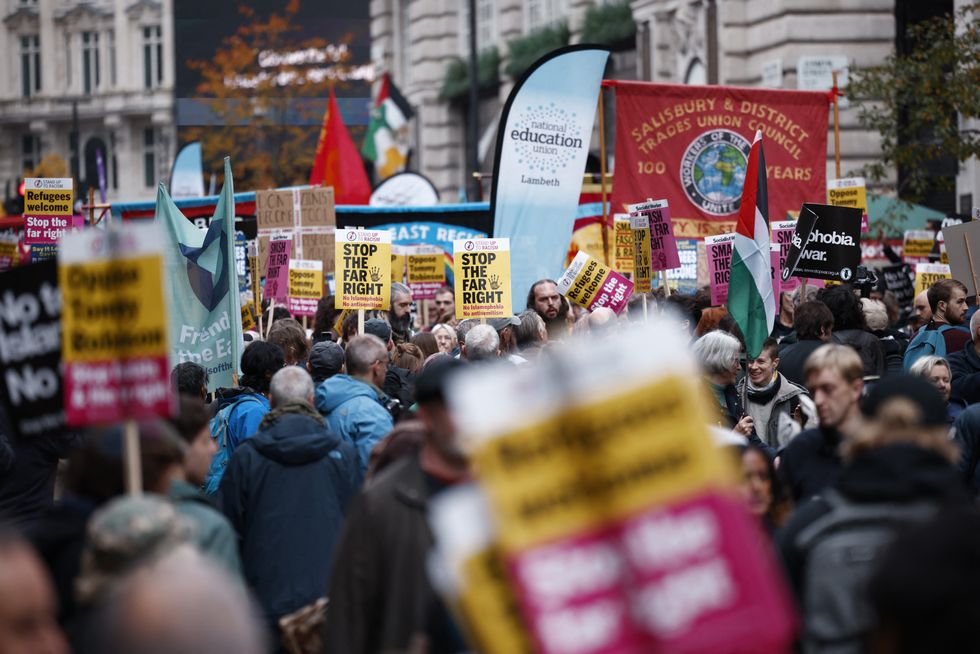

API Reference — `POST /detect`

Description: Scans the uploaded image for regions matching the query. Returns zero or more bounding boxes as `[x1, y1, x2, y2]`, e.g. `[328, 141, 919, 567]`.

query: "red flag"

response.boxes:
[309, 89, 371, 204]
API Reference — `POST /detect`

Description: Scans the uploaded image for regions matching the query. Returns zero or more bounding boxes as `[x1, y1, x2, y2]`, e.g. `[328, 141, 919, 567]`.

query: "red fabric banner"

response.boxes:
[611, 81, 829, 238]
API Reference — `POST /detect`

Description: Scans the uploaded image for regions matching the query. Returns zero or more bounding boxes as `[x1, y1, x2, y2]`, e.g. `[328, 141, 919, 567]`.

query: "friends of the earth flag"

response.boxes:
[490, 45, 610, 307]
[156, 157, 243, 391]
[726, 132, 775, 358]
[362, 72, 415, 181]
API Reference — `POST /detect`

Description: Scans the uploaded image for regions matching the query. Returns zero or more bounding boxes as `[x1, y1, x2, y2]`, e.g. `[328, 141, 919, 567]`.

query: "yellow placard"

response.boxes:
[557, 252, 614, 309]
[61, 254, 167, 362]
[454, 238, 512, 319]
[407, 252, 445, 285]
[471, 374, 731, 553]
[241, 303, 256, 332]
[630, 217, 652, 295]
[915, 263, 951, 295]
[335, 230, 392, 310]
[24, 178, 73, 216]
[288, 261, 323, 300]
[613, 216, 634, 275]
[827, 179, 867, 214]
[391, 245, 407, 284]
[904, 230, 936, 260]
[456, 547, 534, 654]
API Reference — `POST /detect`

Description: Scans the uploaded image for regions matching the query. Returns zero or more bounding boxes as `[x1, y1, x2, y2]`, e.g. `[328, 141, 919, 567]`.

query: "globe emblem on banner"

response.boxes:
[680, 130, 751, 216]
[510, 103, 585, 175]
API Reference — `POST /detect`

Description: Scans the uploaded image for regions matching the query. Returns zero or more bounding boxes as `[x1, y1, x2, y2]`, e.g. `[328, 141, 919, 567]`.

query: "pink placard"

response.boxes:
[647, 203, 680, 271]
[264, 236, 292, 303]
[65, 355, 171, 426]
[589, 269, 634, 315]
[508, 492, 796, 654]
[705, 234, 734, 306]
[23, 214, 83, 245]
[287, 296, 318, 317]
[770, 245, 782, 299]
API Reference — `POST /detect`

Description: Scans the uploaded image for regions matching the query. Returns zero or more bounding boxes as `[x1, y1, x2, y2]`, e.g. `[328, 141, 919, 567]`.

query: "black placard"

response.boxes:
[781, 203, 863, 283]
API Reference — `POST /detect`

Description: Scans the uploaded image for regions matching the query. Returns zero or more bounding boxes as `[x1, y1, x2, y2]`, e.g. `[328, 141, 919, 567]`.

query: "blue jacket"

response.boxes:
[214, 388, 270, 450]
[316, 374, 394, 472]
[218, 409, 361, 622]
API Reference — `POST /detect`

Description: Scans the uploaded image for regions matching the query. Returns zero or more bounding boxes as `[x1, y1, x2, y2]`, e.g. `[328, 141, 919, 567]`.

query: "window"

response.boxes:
[460, 0, 495, 54]
[20, 34, 40, 98]
[21, 135, 40, 173]
[108, 29, 116, 87]
[82, 31, 100, 94]
[143, 127, 156, 188]
[143, 25, 163, 89]
[526, 0, 566, 32]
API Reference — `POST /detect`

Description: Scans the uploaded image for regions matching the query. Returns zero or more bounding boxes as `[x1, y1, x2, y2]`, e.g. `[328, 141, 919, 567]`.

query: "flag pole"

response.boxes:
[832, 71, 842, 179]
[123, 420, 142, 496]
[598, 89, 610, 266]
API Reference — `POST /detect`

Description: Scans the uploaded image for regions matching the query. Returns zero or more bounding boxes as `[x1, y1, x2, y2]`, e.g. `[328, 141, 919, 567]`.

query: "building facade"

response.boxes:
[372, 0, 978, 215]
[0, 0, 175, 206]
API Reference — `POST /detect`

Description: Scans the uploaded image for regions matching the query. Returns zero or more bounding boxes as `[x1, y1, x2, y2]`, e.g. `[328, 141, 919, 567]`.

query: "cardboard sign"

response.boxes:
[657, 238, 700, 294]
[407, 245, 446, 300]
[903, 230, 936, 262]
[628, 212, 652, 294]
[0, 232, 19, 271]
[60, 223, 170, 426]
[705, 233, 735, 306]
[557, 251, 634, 315]
[23, 178, 76, 245]
[940, 220, 980, 297]
[915, 262, 952, 296]
[287, 259, 324, 317]
[613, 214, 634, 275]
[263, 233, 292, 303]
[453, 238, 512, 320]
[630, 200, 680, 271]
[781, 204, 862, 283]
[335, 229, 392, 310]
[0, 260, 65, 439]
[881, 264, 915, 307]
[827, 177, 868, 233]
[447, 324, 796, 654]
[256, 187, 336, 274]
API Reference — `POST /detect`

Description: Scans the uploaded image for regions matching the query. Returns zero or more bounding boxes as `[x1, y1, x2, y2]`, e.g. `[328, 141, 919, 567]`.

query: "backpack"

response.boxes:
[902, 324, 969, 371]
[795, 489, 937, 654]
[203, 394, 264, 495]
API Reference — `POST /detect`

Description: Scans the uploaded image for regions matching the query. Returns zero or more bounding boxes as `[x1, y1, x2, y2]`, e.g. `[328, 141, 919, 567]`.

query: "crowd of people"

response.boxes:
[2, 274, 980, 654]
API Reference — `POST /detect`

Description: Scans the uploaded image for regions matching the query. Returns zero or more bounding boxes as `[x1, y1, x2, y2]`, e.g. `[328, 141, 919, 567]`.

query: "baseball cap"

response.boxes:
[486, 316, 521, 332]
[363, 318, 392, 343]
[861, 374, 947, 427]
[414, 357, 464, 406]
[308, 341, 345, 382]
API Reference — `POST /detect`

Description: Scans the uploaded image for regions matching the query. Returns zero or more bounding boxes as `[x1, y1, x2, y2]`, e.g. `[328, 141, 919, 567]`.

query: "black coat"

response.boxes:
[777, 339, 826, 387]
[778, 427, 845, 504]
[218, 410, 361, 623]
[948, 344, 980, 405]
[952, 403, 980, 493]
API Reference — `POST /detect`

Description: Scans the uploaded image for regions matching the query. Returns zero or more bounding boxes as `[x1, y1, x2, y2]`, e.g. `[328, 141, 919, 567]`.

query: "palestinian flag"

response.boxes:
[362, 73, 415, 180]
[727, 131, 775, 358]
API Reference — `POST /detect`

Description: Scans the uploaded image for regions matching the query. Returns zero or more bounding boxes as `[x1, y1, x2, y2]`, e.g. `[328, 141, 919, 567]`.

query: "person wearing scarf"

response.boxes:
[739, 337, 817, 450]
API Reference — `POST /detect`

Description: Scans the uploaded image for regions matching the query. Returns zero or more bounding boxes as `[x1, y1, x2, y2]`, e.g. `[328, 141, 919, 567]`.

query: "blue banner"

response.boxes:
[156, 157, 243, 390]
[490, 46, 609, 309]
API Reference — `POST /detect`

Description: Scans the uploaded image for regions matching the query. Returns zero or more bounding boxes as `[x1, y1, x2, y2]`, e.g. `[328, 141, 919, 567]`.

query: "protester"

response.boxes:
[665, 293, 703, 338]
[867, 507, 980, 654]
[909, 355, 965, 424]
[219, 366, 361, 639]
[324, 358, 468, 653]
[389, 282, 414, 345]
[514, 309, 547, 355]
[454, 319, 478, 357]
[771, 291, 795, 341]
[432, 285, 456, 326]
[951, 401, 980, 494]
[393, 343, 425, 375]
[365, 418, 428, 483]
[263, 304, 292, 327]
[527, 279, 568, 340]
[488, 316, 527, 364]
[307, 340, 345, 384]
[159, 399, 242, 577]
[170, 362, 209, 401]
[0, 424, 83, 530]
[0, 529, 68, 654]
[911, 289, 932, 334]
[778, 375, 968, 654]
[430, 323, 458, 356]
[267, 318, 310, 367]
[738, 338, 815, 449]
[817, 284, 884, 378]
[777, 301, 834, 386]
[316, 334, 395, 472]
[363, 318, 416, 411]
[462, 324, 500, 362]
[204, 342, 284, 494]
[905, 279, 971, 369]
[947, 308, 980, 404]
[779, 344, 865, 503]
[587, 307, 618, 337]
[738, 444, 790, 536]
[863, 297, 907, 374]
[311, 295, 339, 344]
[411, 331, 440, 360]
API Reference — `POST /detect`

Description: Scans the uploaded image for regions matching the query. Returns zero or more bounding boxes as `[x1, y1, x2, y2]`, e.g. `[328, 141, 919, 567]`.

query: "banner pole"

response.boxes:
[662, 270, 672, 297]
[598, 89, 610, 266]
[87, 187, 95, 227]
[832, 71, 842, 179]
[642, 294, 648, 321]
[123, 420, 142, 497]
[358, 310, 365, 335]
[267, 299, 276, 338]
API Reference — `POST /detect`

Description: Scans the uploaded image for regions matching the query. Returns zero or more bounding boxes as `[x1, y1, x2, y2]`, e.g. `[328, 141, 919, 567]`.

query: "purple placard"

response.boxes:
[705, 233, 734, 306]
[264, 235, 292, 303]
[646, 201, 680, 271]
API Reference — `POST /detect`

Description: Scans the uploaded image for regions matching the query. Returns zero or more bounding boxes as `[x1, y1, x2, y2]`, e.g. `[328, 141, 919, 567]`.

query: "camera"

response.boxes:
[384, 397, 403, 421]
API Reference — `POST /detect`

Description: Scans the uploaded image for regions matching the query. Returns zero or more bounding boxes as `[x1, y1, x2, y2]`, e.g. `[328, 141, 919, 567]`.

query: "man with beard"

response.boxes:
[527, 279, 568, 340]
[389, 282, 414, 345]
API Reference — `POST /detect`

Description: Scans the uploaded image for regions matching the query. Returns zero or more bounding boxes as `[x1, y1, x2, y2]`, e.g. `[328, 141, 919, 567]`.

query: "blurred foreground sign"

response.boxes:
[60, 223, 170, 426]
[441, 324, 796, 653]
